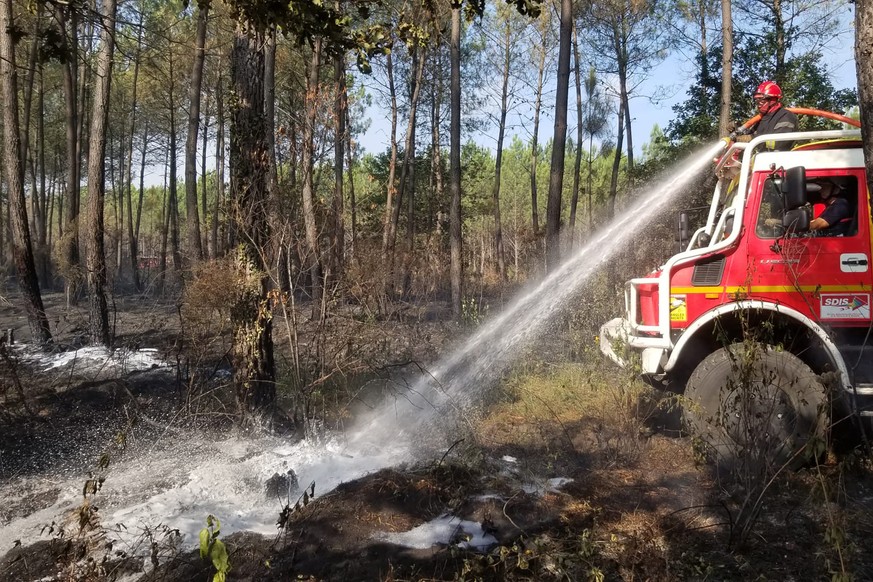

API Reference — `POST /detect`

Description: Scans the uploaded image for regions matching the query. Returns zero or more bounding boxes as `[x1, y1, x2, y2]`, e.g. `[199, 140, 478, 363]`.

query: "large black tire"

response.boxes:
[684, 343, 826, 474]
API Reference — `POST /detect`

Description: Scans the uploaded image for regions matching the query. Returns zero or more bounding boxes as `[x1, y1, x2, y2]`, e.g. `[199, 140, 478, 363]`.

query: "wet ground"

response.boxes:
[1, 292, 873, 580]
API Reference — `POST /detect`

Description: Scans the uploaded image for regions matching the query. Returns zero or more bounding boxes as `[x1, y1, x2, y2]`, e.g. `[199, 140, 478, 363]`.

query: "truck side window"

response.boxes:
[755, 178, 785, 239]
[810, 176, 858, 237]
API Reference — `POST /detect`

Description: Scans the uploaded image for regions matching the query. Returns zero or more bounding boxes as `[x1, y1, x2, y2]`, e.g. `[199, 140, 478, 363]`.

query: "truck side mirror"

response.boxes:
[676, 212, 690, 250]
[783, 166, 807, 210]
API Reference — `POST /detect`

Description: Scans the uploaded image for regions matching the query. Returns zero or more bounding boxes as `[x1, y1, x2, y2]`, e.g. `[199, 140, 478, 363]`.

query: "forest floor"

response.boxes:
[1, 290, 873, 581]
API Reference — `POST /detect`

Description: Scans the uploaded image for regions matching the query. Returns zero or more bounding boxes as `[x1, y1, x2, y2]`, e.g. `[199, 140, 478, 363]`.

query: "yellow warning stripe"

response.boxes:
[671, 284, 870, 295]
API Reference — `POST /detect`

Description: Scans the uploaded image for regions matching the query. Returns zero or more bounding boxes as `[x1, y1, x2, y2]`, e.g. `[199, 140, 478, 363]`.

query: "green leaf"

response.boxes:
[199, 528, 210, 559]
[211, 538, 230, 573]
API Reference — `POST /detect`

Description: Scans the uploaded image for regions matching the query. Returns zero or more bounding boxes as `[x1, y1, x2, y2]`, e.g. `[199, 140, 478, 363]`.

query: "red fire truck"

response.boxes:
[600, 111, 871, 466]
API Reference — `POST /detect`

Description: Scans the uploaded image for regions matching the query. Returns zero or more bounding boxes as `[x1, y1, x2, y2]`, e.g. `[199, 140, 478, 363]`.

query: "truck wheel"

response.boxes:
[684, 343, 826, 473]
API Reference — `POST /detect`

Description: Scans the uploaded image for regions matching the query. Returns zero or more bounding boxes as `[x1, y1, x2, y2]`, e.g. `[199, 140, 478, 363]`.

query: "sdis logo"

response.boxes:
[823, 297, 854, 306]
[820, 293, 870, 320]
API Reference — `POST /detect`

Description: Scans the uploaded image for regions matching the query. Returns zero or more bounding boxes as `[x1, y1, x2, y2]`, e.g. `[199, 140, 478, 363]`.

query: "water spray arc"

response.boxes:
[347, 140, 730, 454]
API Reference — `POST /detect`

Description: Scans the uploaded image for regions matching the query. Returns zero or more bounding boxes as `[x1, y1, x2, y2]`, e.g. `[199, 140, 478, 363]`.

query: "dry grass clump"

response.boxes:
[476, 362, 658, 471]
[180, 258, 239, 341]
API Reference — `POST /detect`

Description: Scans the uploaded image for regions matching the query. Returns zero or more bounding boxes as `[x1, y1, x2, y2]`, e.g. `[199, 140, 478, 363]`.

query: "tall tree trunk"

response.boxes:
[201, 87, 210, 254]
[20, 5, 39, 169]
[36, 62, 49, 285]
[545, 0, 572, 272]
[492, 19, 511, 280]
[125, 7, 144, 291]
[608, 98, 625, 220]
[530, 35, 546, 236]
[449, 6, 463, 319]
[402, 52, 421, 298]
[430, 61, 444, 238]
[587, 69, 597, 229]
[719, 0, 733, 136]
[158, 150, 170, 294]
[230, 23, 276, 424]
[301, 39, 324, 314]
[345, 103, 357, 260]
[22, 8, 43, 253]
[184, 0, 208, 263]
[168, 86, 182, 273]
[0, 155, 5, 262]
[773, 0, 785, 78]
[332, 46, 346, 278]
[112, 129, 123, 279]
[569, 23, 583, 248]
[265, 26, 283, 287]
[618, 35, 633, 181]
[84, 0, 117, 347]
[0, 0, 52, 345]
[58, 4, 80, 305]
[698, 0, 708, 105]
[381, 51, 399, 269]
[135, 123, 149, 255]
[213, 64, 225, 258]
[856, 0, 873, 225]
[391, 47, 425, 293]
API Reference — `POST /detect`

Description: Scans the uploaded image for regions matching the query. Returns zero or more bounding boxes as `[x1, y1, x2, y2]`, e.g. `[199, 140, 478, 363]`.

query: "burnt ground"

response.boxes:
[1, 292, 873, 581]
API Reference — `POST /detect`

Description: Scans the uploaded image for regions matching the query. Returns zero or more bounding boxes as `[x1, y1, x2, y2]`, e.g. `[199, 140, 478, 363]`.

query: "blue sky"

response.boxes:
[356, 8, 858, 159]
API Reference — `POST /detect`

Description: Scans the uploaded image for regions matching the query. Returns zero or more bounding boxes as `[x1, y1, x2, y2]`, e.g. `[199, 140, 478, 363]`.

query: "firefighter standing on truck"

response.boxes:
[750, 81, 797, 150]
[731, 81, 798, 151]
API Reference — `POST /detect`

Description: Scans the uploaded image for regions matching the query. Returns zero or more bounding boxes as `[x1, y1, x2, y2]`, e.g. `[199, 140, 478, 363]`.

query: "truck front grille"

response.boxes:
[691, 255, 725, 286]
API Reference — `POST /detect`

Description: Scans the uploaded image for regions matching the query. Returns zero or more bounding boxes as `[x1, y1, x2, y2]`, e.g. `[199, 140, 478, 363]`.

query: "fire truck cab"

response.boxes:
[601, 122, 872, 464]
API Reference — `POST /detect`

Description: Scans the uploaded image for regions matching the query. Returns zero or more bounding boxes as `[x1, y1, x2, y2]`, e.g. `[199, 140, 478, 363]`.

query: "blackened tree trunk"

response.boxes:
[84, 0, 117, 346]
[184, 0, 209, 263]
[545, 0, 572, 272]
[229, 22, 276, 425]
[449, 5, 463, 318]
[0, 0, 52, 346]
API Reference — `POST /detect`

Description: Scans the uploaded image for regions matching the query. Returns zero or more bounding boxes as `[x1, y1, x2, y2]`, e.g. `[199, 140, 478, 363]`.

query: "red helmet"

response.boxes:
[754, 81, 782, 100]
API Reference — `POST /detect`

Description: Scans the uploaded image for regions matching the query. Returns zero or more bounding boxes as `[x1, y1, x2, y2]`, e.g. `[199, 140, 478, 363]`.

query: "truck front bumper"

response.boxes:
[599, 317, 668, 375]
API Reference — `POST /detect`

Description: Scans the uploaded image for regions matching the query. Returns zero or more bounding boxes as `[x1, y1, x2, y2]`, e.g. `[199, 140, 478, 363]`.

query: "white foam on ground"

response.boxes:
[12, 344, 168, 378]
[373, 514, 498, 550]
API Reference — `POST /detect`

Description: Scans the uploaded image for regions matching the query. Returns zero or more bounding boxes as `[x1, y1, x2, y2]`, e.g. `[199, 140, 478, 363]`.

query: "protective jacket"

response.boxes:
[753, 106, 798, 151]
